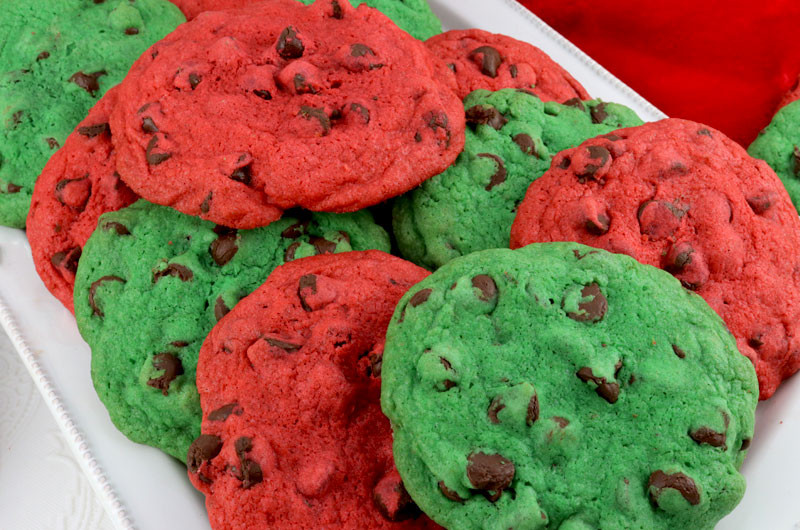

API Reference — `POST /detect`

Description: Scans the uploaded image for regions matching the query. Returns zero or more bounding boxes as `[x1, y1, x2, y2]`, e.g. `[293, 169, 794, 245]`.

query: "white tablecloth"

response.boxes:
[0, 329, 114, 530]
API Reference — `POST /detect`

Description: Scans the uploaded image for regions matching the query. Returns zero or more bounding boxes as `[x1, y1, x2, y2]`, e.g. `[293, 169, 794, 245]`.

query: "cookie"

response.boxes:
[425, 29, 590, 101]
[111, 0, 463, 229]
[778, 75, 800, 110]
[0, 0, 184, 228]
[27, 88, 138, 313]
[74, 200, 390, 460]
[511, 118, 800, 400]
[188, 251, 435, 528]
[393, 89, 642, 269]
[173, 0, 443, 40]
[381, 243, 757, 529]
[748, 98, 800, 212]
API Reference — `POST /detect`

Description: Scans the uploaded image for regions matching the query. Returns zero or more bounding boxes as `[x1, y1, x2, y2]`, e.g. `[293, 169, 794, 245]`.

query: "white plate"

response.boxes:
[1, 1, 796, 528]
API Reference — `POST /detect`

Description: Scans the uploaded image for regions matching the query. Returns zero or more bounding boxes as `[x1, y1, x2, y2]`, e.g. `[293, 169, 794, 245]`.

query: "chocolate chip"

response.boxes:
[37, 51, 50, 60]
[373, 476, 421, 522]
[438, 481, 465, 503]
[465, 105, 508, 130]
[147, 353, 184, 395]
[747, 334, 764, 349]
[51, 247, 81, 274]
[210, 232, 238, 266]
[513, 133, 537, 156]
[487, 397, 505, 424]
[563, 98, 585, 111]
[284, 242, 301, 261]
[477, 153, 506, 191]
[469, 46, 503, 78]
[740, 438, 751, 451]
[558, 156, 571, 170]
[472, 275, 498, 302]
[293, 73, 317, 94]
[369, 351, 383, 377]
[298, 274, 317, 312]
[188, 73, 201, 90]
[281, 220, 309, 239]
[689, 427, 727, 448]
[578, 145, 610, 180]
[602, 134, 622, 141]
[698, 128, 712, 137]
[200, 192, 212, 214]
[672, 345, 686, 359]
[747, 194, 773, 215]
[208, 403, 242, 422]
[55, 176, 91, 210]
[299, 106, 331, 135]
[228, 163, 252, 187]
[331, 0, 343, 18]
[666, 245, 693, 272]
[466, 452, 514, 501]
[253, 89, 272, 100]
[350, 43, 375, 57]
[46, 137, 59, 149]
[277, 26, 304, 59]
[509, 64, 518, 78]
[77, 122, 109, 138]
[409, 288, 432, 307]
[88, 275, 124, 317]
[102, 221, 130, 235]
[553, 416, 569, 428]
[576, 367, 619, 403]
[424, 111, 451, 145]
[566, 283, 607, 322]
[152, 264, 193, 283]
[350, 103, 370, 123]
[69, 70, 106, 96]
[145, 136, 171, 165]
[526, 394, 540, 426]
[238, 459, 263, 489]
[141, 117, 158, 133]
[265, 337, 302, 352]
[214, 296, 230, 321]
[187, 434, 222, 472]
[585, 212, 610, 235]
[310, 236, 337, 255]
[590, 102, 609, 124]
[125, 27, 139, 35]
[234, 436, 252, 456]
[648, 470, 700, 506]
[414, 132, 422, 142]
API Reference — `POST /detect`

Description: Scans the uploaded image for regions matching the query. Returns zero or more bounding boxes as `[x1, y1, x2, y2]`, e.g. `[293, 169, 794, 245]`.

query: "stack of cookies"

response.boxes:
[8, 0, 800, 528]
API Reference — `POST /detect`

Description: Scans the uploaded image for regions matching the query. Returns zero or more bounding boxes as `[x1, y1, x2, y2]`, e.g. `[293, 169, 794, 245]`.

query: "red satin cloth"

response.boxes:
[518, 0, 800, 146]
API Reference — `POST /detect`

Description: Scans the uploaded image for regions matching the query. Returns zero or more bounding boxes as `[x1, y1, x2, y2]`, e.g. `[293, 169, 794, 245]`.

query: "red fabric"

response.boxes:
[518, 0, 800, 146]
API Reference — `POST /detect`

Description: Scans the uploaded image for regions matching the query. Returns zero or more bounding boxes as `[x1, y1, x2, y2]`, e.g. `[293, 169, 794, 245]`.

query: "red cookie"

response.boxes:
[188, 251, 438, 529]
[169, 0, 254, 20]
[112, 0, 464, 229]
[425, 29, 589, 102]
[27, 87, 138, 313]
[510, 118, 800, 400]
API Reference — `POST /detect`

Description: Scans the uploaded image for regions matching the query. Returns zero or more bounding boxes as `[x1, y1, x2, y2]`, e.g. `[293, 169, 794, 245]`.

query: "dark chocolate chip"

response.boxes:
[509, 64, 518, 78]
[585, 213, 610, 235]
[187, 434, 222, 472]
[280, 220, 309, 239]
[310, 236, 337, 255]
[666, 244, 694, 272]
[200, 192, 212, 214]
[409, 288, 432, 307]
[124, 27, 139, 35]
[438, 481, 465, 503]
[238, 459, 262, 489]
[78, 122, 110, 138]
[466, 452, 514, 501]
[350, 103, 370, 123]
[331, 0, 343, 18]
[689, 427, 727, 448]
[147, 353, 184, 396]
[748, 334, 764, 349]
[102, 221, 130, 235]
[563, 98, 585, 111]
[469, 46, 503, 78]
[210, 232, 238, 266]
[88, 275, 124, 317]
[37, 51, 50, 60]
[740, 438, 751, 451]
[477, 153, 507, 191]
[351, 43, 375, 57]
[171, 341, 189, 347]
[513, 133, 537, 156]
[566, 283, 607, 322]
[424, 111, 451, 145]
[152, 264, 194, 283]
[5, 183, 21, 194]
[188, 73, 201, 90]
[648, 470, 701, 506]
[141, 117, 158, 133]
[672, 344, 686, 359]
[698, 128, 712, 137]
[298, 274, 318, 312]
[229, 163, 252, 186]
[553, 416, 569, 428]
[284, 241, 301, 261]
[69, 70, 106, 97]
[145, 136, 171, 165]
[208, 403, 242, 422]
[602, 134, 622, 141]
[299, 106, 331, 135]
[293, 73, 317, 94]
[472, 275, 497, 302]
[253, 89, 272, 100]
[373, 477, 421, 522]
[55, 176, 91, 210]
[465, 105, 508, 130]
[51, 247, 81, 274]
[214, 296, 230, 322]
[558, 156, 571, 170]
[746, 194, 773, 215]
[590, 102, 609, 124]
[234, 436, 252, 456]
[576, 367, 619, 403]
[578, 145, 610, 180]
[414, 132, 422, 142]
[265, 337, 302, 352]
[46, 137, 59, 149]
[526, 394, 540, 426]
[487, 397, 505, 424]
[277, 26, 304, 59]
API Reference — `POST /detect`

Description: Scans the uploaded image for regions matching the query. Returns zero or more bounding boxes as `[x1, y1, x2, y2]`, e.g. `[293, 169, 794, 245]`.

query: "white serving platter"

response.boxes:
[1, 0, 796, 528]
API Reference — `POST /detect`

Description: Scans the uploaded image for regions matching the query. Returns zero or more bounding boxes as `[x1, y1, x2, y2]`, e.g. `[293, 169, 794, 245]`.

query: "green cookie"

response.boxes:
[392, 89, 643, 270]
[381, 243, 757, 530]
[749, 99, 800, 213]
[75, 200, 390, 460]
[296, 0, 442, 40]
[0, 0, 184, 228]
